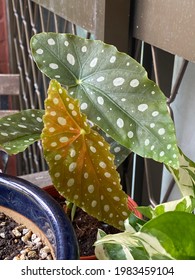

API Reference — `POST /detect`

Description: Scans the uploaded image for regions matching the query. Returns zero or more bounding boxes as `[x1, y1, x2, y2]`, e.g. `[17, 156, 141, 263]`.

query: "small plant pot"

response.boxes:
[0, 173, 79, 260]
[43, 185, 142, 260]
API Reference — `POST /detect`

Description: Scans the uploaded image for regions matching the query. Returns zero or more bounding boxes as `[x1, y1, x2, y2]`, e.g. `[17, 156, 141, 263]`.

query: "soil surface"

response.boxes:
[72, 207, 120, 257]
[56, 195, 121, 257]
[0, 212, 53, 260]
[0, 194, 120, 259]
[0, 207, 120, 259]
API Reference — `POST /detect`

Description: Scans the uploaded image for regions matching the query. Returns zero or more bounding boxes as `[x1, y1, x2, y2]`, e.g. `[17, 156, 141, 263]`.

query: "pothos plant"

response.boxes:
[0, 33, 195, 259]
[95, 193, 195, 260]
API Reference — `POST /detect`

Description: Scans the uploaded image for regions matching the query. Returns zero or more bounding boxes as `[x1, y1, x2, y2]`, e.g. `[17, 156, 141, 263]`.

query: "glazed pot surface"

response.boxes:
[0, 173, 79, 260]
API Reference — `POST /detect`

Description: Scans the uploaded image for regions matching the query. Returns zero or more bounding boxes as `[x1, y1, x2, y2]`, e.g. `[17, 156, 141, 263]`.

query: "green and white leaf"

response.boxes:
[95, 211, 195, 260]
[138, 195, 195, 219]
[95, 229, 173, 260]
[30, 32, 179, 168]
[141, 212, 195, 259]
[95, 229, 135, 260]
[167, 147, 195, 197]
[0, 109, 44, 154]
[124, 212, 146, 233]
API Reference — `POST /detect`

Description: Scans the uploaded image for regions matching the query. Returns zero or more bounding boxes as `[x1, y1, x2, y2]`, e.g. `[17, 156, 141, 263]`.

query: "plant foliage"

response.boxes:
[41, 79, 130, 229]
[95, 211, 195, 260]
[30, 33, 179, 169]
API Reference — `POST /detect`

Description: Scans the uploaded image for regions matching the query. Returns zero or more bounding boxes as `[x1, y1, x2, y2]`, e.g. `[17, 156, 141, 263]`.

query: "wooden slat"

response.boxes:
[0, 74, 20, 95]
[0, 74, 20, 117]
[96, 0, 131, 52]
[133, 0, 195, 62]
[0, 110, 19, 117]
[32, 0, 131, 52]
[19, 171, 52, 189]
[32, 0, 98, 34]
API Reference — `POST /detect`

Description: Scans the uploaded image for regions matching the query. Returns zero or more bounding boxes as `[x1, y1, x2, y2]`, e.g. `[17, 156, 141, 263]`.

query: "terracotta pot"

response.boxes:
[0, 173, 79, 260]
[43, 185, 142, 260]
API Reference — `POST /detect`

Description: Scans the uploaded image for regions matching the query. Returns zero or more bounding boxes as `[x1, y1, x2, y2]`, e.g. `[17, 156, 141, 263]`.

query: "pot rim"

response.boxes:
[0, 173, 79, 260]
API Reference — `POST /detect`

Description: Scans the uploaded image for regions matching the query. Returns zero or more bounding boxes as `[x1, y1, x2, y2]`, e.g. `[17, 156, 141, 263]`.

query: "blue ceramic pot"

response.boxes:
[0, 173, 79, 260]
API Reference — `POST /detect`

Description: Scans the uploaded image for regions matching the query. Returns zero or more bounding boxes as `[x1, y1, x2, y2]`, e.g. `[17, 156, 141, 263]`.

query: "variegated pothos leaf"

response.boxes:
[167, 148, 195, 197]
[137, 195, 195, 219]
[95, 229, 173, 260]
[95, 211, 195, 260]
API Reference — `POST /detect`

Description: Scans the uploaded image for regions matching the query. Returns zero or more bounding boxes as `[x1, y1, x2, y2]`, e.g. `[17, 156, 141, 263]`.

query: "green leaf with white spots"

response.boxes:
[167, 148, 195, 197]
[0, 109, 129, 165]
[42, 80, 130, 230]
[94, 126, 131, 167]
[0, 110, 44, 154]
[30, 32, 179, 168]
[137, 195, 195, 219]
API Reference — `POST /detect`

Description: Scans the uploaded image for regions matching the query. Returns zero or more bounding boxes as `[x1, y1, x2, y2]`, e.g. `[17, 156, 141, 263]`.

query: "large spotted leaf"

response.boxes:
[94, 126, 131, 167]
[0, 111, 127, 165]
[30, 33, 179, 168]
[42, 80, 130, 229]
[0, 109, 44, 154]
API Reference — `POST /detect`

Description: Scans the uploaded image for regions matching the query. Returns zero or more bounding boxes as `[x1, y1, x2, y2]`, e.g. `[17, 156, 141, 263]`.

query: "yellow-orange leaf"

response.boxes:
[42, 80, 130, 229]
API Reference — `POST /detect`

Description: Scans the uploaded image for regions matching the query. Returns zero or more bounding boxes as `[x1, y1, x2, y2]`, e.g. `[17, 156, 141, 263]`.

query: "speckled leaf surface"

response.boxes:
[30, 33, 179, 168]
[0, 110, 44, 154]
[94, 127, 131, 167]
[42, 80, 130, 229]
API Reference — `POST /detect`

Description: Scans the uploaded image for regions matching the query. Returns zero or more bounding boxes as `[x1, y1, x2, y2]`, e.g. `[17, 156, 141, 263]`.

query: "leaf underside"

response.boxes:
[42, 80, 130, 230]
[30, 32, 179, 168]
